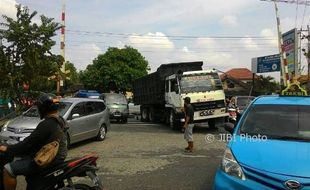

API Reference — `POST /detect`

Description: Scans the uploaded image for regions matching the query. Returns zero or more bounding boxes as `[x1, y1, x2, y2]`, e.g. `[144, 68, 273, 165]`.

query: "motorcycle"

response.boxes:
[227, 107, 237, 124]
[0, 152, 103, 190]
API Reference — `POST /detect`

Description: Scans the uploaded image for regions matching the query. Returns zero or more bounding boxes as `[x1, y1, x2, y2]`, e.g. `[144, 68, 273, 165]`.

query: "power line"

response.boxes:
[64, 42, 278, 48]
[63, 46, 278, 51]
[261, 0, 310, 6]
[65, 29, 277, 40]
[64, 39, 278, 46]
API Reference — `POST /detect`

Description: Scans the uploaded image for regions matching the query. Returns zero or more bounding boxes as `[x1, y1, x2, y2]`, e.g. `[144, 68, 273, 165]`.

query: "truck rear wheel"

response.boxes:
[141, 108, 149, 122]
[149, 108, 156, 122]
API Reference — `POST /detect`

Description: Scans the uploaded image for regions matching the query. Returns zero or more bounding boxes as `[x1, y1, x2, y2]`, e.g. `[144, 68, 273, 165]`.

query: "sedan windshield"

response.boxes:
[23, 102, 72, 117]
[23, 107, 39, 117]
[239, 105, 310, 141]
[180, 73, 223, 93]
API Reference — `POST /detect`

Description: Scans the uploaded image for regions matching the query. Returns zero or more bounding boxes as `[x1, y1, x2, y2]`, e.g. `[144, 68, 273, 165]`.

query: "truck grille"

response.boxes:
[191, 100, 225, 111]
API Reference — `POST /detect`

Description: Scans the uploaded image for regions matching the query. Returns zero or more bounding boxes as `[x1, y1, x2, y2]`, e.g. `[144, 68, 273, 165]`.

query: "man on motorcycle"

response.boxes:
[0, 93, 68, 190]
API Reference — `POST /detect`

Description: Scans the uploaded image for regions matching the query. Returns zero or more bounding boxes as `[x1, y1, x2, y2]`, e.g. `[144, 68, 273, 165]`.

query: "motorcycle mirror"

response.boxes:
[224, 122, 234, 134]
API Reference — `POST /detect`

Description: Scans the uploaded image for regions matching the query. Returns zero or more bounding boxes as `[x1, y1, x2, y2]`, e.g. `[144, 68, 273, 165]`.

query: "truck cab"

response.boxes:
[165, 70, 228, 129]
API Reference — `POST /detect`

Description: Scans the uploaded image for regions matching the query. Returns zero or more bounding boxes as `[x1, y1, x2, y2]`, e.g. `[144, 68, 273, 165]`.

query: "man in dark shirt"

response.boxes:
[183, 97, 195, 153]
[0, 93, 68, 190]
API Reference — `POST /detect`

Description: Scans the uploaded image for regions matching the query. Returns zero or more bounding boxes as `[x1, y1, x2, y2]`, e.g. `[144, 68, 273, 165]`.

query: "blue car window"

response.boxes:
[239, 105, 310, 140]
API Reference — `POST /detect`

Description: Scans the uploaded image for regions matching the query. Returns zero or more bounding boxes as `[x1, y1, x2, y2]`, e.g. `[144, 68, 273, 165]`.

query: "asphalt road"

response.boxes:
[16, 118, 227, 190]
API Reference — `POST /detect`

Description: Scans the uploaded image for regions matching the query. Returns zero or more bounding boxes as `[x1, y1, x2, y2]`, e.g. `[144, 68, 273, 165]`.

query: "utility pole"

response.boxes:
[274, 1, 290, 87]
[307, 25, 310, 87]
[59, 0, 66, 95]
[261, 0, 310, 87]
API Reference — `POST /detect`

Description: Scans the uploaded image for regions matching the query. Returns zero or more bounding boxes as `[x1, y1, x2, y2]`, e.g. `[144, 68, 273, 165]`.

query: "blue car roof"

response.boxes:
[253, 95, 310, 106]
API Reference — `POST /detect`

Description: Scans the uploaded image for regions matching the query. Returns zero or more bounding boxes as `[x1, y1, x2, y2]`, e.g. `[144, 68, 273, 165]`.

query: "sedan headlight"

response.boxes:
[221, 148, 246, 180]
[1, 120, 10, 132]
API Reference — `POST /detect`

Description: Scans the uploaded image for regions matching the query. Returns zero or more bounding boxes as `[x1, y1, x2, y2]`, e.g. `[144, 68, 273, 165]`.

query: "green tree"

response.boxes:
[254, 75, 281, 95]
[0, 5, 61, 104]
[80, 46, 149, 92]
[64, 61, 81, 91]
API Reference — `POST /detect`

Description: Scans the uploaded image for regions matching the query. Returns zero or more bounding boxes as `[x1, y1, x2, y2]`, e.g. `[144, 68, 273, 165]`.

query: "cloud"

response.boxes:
[66, 43, 102, 71]
[260, 28, 278, 47]
[220, 15, 238, 27]
[127, 32, 175, 50]
[0, 0, 17, 19]
[0, 1, 42, 26]
[281, 17, 295, 32]
[241, 36, 259, 49]
[103, 0, 256, 31]
[182, 46, 189, 53]
[191, 38, 235, 69]
[123, 32, 176, 71]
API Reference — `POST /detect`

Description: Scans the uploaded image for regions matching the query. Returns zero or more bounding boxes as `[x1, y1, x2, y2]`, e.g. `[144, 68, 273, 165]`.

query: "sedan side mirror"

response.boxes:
[72, 113, 80, 119]
[224, 122, 234, 134]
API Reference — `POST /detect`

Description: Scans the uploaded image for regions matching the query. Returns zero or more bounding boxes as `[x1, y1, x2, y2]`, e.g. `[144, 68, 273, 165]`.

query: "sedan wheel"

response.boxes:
[96, 125, 106, 141]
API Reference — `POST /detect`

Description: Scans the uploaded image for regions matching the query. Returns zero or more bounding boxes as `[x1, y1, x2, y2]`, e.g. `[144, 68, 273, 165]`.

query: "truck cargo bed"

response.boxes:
[133, 61, 203, 105]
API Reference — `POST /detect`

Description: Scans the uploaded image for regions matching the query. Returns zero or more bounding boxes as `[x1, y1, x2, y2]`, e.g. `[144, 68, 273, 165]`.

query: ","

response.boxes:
[214, 95, 310, 190]
[0, 98, 110, 147]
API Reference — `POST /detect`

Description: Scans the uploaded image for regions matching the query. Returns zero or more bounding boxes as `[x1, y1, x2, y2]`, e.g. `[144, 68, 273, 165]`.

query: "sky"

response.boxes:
[1, 0, 309, 81]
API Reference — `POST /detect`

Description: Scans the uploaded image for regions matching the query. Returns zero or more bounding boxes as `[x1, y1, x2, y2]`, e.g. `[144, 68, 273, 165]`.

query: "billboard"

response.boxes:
[251, 54, 280, 73]
[251, 28, 298, 76]
[282, 28, 299, 76]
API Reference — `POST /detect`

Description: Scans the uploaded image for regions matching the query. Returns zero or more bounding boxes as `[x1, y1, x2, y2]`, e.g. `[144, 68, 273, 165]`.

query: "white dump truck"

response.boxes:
[133, 61, 228, 129]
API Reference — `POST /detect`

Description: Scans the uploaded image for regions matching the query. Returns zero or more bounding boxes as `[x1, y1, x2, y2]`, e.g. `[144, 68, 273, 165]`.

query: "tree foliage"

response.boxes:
[80, 46, 149, 92]
[254, 75, 281, 95]
[0, 5, 61, 103]
[64, 61, 80, 91]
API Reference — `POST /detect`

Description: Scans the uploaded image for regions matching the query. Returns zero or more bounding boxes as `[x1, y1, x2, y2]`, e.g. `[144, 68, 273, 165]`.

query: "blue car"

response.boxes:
[74, 90, 100, 99]
[214, 95, 310, 190]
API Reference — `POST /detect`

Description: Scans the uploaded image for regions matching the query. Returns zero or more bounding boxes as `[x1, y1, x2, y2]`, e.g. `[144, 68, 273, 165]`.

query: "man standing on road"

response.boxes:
[183, 97, 195, 153]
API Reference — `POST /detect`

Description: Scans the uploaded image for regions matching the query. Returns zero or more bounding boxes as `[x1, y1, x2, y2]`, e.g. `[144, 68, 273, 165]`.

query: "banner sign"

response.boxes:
[251, 28, 298, 75]
[251, 54, 280, 73]
[282, 28, 299, 76]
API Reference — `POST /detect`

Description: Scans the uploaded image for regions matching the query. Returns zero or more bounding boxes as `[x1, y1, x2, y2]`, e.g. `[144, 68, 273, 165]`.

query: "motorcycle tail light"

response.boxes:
[229, 112, 236, 116]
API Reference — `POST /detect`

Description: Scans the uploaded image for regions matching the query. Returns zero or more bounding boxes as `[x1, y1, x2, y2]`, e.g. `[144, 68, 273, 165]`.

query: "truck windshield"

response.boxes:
[180, 73, 223, 93]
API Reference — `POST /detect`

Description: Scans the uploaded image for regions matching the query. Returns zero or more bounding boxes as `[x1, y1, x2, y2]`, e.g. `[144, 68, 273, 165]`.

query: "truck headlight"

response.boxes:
[221, 148, 246, 180]
[1, 120, 10, 132]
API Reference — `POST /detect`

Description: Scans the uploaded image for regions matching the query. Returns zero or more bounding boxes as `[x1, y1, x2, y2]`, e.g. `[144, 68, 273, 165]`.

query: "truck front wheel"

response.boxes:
[169, 110, 179, 130]
[208, 119, 217, 129]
